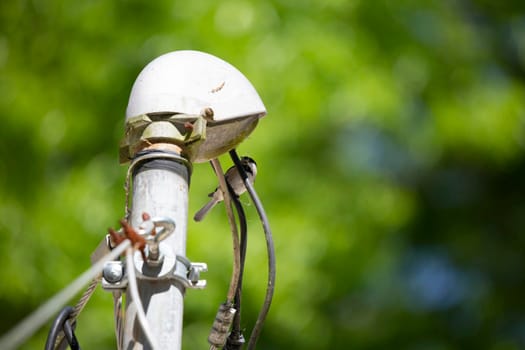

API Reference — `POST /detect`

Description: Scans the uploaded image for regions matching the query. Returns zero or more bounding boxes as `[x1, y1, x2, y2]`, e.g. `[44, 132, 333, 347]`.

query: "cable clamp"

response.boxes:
[173, 255, 208, 289]
[101, 254, 207, 290]
[102, 214, 206, 289]
[107, 213, 176, 266]
[119, 113, 207, 163]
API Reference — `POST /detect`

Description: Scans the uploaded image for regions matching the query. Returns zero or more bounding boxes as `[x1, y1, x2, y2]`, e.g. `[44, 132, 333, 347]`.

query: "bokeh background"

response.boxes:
[1, 0, 525, 349]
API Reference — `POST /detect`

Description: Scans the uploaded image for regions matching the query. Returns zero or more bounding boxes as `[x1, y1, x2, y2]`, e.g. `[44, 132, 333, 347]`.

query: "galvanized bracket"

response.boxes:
[173, 255, 208, 289]
[119, 113, 207, 163]
[101, 247, 207, 291]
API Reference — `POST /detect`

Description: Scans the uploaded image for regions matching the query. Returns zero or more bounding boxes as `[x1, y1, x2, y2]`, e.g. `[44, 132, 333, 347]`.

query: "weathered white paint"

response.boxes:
[123, 160, 190, 350]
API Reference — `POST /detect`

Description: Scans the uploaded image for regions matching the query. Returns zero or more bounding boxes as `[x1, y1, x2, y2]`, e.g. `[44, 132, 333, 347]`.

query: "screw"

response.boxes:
[188, 266, 200, 284]
[103, 261, 124, 283]
[201, 107, 214, 121]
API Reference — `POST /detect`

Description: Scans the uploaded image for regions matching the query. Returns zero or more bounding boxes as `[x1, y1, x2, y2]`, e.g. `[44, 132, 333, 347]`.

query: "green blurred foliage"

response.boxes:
[1, 0, 525, 349]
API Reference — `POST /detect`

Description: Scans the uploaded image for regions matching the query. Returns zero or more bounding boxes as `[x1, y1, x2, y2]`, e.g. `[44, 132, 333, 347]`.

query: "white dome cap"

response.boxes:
[126, 50, 266, 121]
[124, 50, 266, 162]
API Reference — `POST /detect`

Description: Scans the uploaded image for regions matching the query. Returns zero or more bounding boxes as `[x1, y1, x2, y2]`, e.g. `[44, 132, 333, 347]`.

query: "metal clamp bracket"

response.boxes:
[173, 255, 208, 289]
[119, 113, 208, 163]
[100, 216, 207, 291]
[101, 254, 207, 290]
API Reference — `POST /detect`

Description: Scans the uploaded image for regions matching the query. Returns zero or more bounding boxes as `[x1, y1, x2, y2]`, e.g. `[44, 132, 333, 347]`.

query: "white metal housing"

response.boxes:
[126, 50, 266, 162]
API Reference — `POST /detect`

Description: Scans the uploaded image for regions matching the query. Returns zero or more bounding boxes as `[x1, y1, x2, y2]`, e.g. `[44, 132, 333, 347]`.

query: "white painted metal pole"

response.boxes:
[120, 50, 267, 350]
[123, 153, 190, 350]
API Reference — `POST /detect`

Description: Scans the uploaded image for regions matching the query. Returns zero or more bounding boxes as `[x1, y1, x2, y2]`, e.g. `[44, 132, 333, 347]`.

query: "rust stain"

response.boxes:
[211, 81, 225, 93]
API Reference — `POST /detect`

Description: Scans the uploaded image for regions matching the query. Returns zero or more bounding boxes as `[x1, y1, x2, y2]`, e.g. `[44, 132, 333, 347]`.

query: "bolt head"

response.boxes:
[103, 262, 124, 283]
[188, 267, 200, 283]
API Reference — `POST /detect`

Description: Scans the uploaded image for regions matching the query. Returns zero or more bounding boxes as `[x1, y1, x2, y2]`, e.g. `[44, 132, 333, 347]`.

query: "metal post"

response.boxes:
[122, 151, 190, 350]
[118, 50, 268, 350]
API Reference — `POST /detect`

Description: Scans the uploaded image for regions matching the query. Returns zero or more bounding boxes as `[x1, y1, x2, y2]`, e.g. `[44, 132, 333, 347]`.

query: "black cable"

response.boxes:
[45, 306, 80, 350]
[62, 318, 80, 350]
[229, 149, 276, 350]
[224, 191, 248, 350]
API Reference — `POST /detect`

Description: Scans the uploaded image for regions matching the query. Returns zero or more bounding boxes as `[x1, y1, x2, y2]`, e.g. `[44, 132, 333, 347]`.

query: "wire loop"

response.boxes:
[229, 149, 276, 350]
[44, 306, 80, 350]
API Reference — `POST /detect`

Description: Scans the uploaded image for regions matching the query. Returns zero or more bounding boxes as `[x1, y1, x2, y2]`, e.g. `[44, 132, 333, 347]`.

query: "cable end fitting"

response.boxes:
[208, 302, 237, 348]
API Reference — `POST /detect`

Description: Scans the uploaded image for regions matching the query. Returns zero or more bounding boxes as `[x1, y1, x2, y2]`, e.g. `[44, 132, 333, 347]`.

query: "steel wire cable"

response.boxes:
[125, 248, 159, 350]
[0, 239, 131, 350]
[50, 277, 100, 349]
[113, 291, 124, 350]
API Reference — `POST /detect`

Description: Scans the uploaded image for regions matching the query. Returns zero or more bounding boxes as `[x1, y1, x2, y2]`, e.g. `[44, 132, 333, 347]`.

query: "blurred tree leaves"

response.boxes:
[1, 0, 525, 349]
